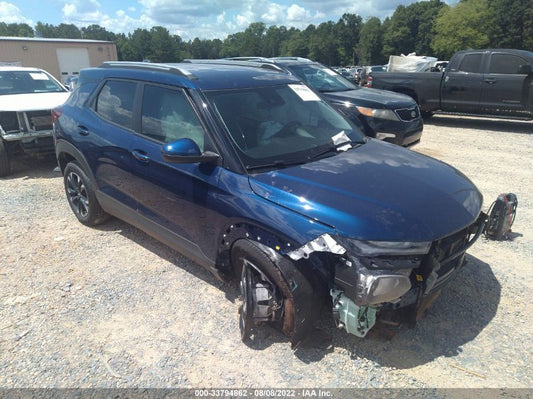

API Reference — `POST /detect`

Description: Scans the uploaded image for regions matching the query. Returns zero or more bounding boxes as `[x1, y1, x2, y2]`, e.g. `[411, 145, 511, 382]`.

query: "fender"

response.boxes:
[55, 139, 97, 184]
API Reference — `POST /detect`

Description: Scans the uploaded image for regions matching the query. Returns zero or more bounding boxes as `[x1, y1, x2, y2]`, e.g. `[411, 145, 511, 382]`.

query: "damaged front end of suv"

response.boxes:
[286, 219, 485, 339]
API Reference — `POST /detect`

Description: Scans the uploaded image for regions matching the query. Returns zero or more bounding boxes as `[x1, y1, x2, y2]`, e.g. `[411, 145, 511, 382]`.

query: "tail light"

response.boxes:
[365, 76, 373, 88]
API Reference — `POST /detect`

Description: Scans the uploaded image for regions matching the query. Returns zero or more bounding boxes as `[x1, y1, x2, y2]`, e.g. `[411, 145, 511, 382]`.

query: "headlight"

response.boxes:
[345, 239, 432, 256]
[356, 106, 400, 121]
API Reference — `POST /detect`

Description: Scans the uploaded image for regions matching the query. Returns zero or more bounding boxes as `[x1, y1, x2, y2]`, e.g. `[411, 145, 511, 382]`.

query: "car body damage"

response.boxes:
[276, 212, 486, 339]
[0, 66, 69, 176]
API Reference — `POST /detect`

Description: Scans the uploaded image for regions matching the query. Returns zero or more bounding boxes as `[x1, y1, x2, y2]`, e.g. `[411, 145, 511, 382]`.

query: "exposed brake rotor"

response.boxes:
[238, 260, 282, 341]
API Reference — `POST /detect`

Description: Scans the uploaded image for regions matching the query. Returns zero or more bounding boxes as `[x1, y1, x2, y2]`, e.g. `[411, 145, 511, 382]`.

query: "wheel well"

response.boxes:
[57, 152, 76, 173]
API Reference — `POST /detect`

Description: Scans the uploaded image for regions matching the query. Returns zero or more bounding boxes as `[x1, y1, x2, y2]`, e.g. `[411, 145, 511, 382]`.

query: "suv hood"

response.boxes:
[0, 92, 70, 112]
[324, 87, 415, 109]
[249, 140, 482, 241]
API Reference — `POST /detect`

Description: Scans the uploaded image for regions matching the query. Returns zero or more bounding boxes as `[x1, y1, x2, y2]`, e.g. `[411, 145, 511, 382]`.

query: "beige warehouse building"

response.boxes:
[0, 37, 118, 83]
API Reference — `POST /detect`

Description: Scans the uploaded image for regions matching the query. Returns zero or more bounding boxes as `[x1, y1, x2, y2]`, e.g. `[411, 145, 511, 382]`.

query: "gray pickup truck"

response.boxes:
[368, 49, 533, 120]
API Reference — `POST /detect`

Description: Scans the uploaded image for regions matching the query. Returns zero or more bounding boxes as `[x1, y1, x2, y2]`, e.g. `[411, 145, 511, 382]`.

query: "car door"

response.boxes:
[126, 83, 225, 265]
[441, 52, 484, 112]
[90, 79, 141, 211]
[481, 52, 530, 114]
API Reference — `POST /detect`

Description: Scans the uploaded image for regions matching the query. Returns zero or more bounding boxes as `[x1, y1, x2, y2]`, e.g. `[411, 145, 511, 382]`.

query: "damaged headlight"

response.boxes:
[335, 239, 432, 306]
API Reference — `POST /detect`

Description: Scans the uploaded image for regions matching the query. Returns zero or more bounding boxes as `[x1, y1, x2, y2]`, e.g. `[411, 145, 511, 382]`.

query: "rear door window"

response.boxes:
[489, 54, 526, 74]
[95, 80, 137, 130]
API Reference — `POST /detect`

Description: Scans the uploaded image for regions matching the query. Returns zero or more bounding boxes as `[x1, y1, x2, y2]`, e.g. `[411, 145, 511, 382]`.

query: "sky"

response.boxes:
[1, 0, 459, 41]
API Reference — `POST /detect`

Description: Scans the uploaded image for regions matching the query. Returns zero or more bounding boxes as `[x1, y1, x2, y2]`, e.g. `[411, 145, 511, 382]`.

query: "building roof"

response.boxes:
[0, 36, 114, 44]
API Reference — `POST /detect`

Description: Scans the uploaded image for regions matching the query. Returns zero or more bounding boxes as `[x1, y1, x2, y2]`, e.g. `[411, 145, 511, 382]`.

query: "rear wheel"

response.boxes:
[0, 139, 10, 177]
[232, 240, 295, 341]
[63, 161, 109, 226]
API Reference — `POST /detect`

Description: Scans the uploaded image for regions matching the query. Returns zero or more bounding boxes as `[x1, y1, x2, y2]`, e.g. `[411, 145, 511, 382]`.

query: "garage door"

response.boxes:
[56, 48, 90, 83]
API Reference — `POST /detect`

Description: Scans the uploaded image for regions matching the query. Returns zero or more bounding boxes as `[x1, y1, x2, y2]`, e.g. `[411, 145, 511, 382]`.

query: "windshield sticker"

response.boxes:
[332, 131, 352, 151]
[289, 84, 320, 101]
[30, 73, 50, 81]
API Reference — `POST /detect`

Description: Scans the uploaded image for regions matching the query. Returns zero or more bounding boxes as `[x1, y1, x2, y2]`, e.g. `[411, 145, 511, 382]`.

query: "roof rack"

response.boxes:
[100, 61, 197, 79]
[270, 57, 313, 63]
[182, 59, 285, 73]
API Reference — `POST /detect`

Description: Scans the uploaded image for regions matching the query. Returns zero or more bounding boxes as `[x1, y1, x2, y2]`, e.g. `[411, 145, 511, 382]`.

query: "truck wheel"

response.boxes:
[232, 240, 295, 342]
[0, 139, 10, 177]
[63, 161, 109, 226]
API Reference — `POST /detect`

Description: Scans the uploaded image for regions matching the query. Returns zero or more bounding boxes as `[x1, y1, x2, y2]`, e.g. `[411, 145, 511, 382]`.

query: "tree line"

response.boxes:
[1, 0, 531, 65]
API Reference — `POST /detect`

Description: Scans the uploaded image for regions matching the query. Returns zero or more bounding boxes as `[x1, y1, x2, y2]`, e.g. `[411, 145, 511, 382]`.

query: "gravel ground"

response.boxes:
[0, 115, 532, 392]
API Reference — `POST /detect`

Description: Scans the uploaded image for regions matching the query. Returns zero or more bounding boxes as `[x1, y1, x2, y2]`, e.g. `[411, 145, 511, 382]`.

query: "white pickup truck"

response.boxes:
[0, 66, 70, 176]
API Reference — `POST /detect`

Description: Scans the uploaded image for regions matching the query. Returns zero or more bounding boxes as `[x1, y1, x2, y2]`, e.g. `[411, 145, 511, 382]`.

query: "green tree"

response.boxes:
[148, 26, 176, 62]
[488, 0, 533, 49]
[283, 28, 309, 58]
[0, 22, 34, 37]
[125, 28, 152, 61]
[432, 0, 492, 59]
[35, 22, 56, 38]
[336, 13, 363, 65]
[358, 17, 384, 65]
[56, 23, 82, 39]
[383, 0, 446, 57]
[81, 24, 116, 41]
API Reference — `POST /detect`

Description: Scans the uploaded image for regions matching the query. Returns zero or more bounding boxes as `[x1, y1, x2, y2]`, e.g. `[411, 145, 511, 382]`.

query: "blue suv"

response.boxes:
[53, 61, 486, 347]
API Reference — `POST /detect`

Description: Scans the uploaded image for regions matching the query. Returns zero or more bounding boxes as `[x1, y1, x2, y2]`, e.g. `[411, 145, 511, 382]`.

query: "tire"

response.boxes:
[63, 161, 109, 226]
[0, 139, 10, 177]
[231, 240, 296, 341]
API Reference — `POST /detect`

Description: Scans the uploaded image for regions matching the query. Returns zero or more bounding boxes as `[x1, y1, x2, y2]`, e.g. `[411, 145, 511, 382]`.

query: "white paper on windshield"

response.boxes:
[289, 84, 320, 101]
[324, 68, 337, 76]
[332, 131, 352, 151]
[30, 73, 50, 81]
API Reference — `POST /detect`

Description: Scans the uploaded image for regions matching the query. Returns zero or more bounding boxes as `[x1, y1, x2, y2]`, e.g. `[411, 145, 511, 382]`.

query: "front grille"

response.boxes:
[433, 228, 470, 280]
[395, 106, 419, 122]
[26, 111, 53, 131]
[421, 213, 486, 291]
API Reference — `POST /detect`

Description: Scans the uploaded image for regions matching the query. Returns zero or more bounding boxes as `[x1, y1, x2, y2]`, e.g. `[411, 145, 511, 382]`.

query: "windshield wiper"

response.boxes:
[308, 140, 363, 161]
[245, 159, 307, 171]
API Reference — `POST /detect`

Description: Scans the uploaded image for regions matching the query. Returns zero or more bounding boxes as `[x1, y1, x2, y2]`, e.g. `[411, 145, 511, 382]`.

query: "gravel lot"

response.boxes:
[0, 115, 532, 392]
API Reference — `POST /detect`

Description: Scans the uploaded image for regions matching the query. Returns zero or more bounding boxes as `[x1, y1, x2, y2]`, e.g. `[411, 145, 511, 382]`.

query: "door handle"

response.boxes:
[484, 79, 496, 85]
[131, 150, 150, 163]
[78, 125, 89, 136]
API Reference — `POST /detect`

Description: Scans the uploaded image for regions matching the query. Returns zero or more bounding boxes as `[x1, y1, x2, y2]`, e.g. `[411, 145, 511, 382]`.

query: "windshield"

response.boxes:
[0, 70, 66, 95]
[206, 83, 365, 170]
[286, 64, 358, 93]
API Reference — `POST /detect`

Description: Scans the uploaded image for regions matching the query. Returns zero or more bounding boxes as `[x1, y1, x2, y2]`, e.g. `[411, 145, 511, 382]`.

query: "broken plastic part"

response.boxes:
[287, 233, 346, 261]
[331, 289, 376, 337]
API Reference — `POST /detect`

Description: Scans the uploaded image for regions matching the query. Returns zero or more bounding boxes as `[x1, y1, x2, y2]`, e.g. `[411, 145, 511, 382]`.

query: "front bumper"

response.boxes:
[332, 212, 487, 336]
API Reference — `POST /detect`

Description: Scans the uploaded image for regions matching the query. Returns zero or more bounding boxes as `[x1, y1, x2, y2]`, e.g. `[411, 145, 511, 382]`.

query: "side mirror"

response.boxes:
[161, 138, 220, 165]
[518, 64, 533, 74]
